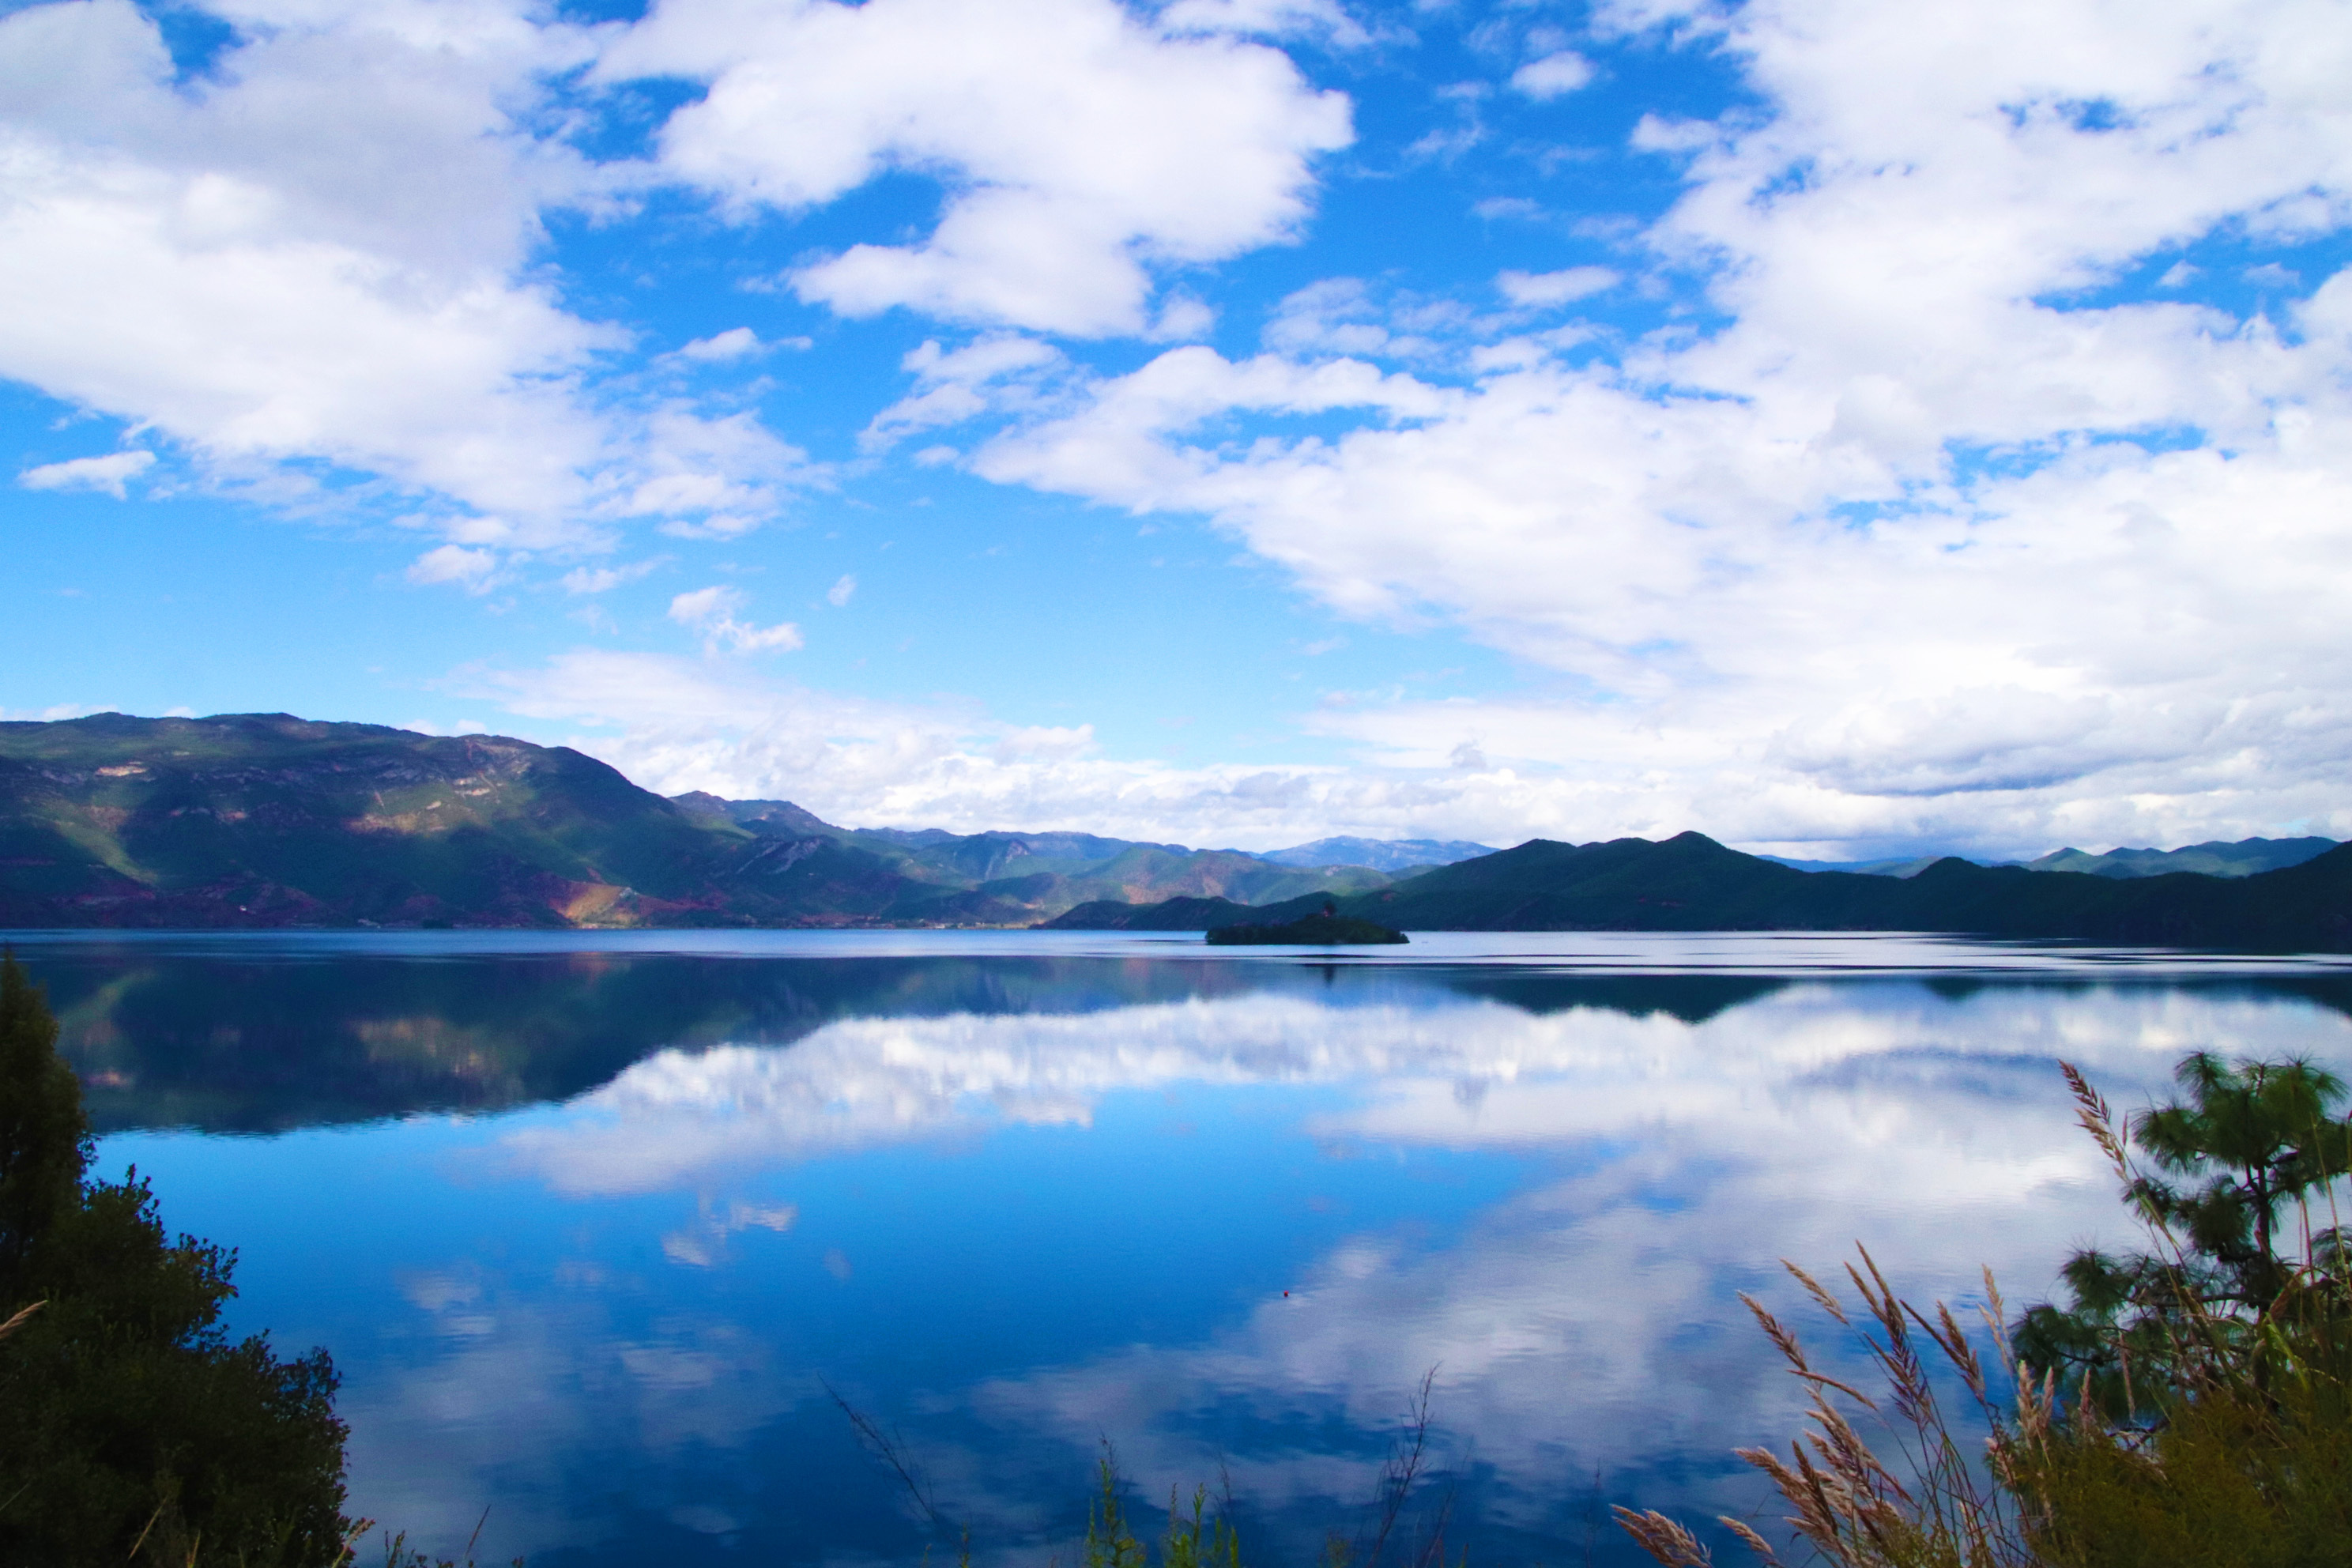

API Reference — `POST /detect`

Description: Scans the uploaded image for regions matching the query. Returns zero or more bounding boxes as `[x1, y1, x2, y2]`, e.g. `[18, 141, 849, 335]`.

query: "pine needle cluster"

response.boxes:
[1616, 1049, 2352, 1568]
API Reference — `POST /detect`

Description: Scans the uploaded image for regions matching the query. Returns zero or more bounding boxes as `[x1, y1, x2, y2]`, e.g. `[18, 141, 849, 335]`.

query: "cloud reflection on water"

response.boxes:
[416, 976, 2352, 1561]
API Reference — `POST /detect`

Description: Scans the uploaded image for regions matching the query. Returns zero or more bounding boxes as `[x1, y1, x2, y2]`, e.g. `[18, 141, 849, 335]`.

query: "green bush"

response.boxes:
[1618, 1049, 2352, 1568]
[2014, 1363, 2352, 1568]
[0, 952, 352, 1566]
[2013, 1054, 2352, 1420]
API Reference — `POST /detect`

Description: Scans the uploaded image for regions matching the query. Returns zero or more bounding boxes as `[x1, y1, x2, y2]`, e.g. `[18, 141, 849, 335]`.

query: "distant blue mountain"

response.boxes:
[1760, 835, 2340, 880]
[2025, 836, 2339, 879]
[1755, 854, 1967, 878]
[1253, 836, 1499, 873]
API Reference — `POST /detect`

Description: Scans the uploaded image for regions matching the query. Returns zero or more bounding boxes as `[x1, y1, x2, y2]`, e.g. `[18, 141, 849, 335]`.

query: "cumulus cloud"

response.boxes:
[17, 447, 153, 496]
[0, 0, 805, 548]
[1260, 277, 1480, 361]
[407, 543, 500, 593]
[465, 647, 1502, 842]
[560, 560, 662, 595]
[861, 335, 1070, 450]
[1494, 266, 1616, 306]
[1509, 50, 1593, 100]
[1156, 0, 1370, 46]
[665, 587, 803, 654]
[939, 0, 2352, 858]
[673, 326, 762, 361]
[597, 0, 1353, 336]
[458, 645, 1991, 850]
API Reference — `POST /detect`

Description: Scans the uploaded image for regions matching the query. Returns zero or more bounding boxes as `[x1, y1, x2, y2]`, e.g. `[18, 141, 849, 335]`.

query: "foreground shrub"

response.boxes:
[2003, 1061, 2352, 1568]
[0, 952, 353, 1566]
[1616, 1050, 2352, 1568]
[2014, 1362, 2352, 1568]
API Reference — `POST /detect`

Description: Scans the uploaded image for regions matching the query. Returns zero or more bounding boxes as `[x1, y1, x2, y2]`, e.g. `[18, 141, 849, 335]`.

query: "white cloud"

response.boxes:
[607, 409, 812, 534]
[1510, 50, 1593, 100]
[1155, 0, 1370, 46]
[560, 559, 662, 594]
[598, 0, 1353, 336]
[1494, 266, 1616, 306]
[825, 573, 857, 607]
[861, 335, 1069, 449]
[937, 0, 2352, 858]
[459, 648, 1698, 847]
[0, 0, 801, 546]
[666, 586, 803, 654]
[674, 326, 763, 360]
[1472, 195, 1544, 221]
[1260, 277, 1479, 362]
[407, 543, 499, 592]
[18, 447, 153, 496]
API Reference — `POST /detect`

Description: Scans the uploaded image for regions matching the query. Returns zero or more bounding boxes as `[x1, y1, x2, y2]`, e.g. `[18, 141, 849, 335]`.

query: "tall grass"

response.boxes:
[1615, 1056, 2352, 1568]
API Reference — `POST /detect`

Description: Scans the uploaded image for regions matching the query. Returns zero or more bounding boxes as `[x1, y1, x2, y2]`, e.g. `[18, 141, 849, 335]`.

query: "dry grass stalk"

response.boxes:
[1611, 1509, 1717, 1566]
[1620, 1248, 2035, 1568]
[1626, 1053, 2352, 1568]
[0, 1298, 42, 1341]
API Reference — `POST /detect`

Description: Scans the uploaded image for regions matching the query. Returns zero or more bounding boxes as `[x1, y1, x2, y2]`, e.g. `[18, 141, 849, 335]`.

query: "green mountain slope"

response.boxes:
[672, 790, 1387, 918]
[0, 712, 771, 927]
[0, 714, 1385, 929]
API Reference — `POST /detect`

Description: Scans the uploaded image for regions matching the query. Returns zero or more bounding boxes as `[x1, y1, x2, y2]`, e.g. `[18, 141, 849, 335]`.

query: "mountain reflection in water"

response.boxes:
[16, 932, 2352, 1568]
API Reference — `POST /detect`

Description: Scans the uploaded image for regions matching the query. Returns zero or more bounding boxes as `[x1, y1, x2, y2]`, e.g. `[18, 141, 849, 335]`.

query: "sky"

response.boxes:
[5, 0, 2351, 859]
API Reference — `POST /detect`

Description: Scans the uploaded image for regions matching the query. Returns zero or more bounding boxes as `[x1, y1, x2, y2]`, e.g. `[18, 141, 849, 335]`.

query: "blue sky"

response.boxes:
[6, 0, 2352, 857]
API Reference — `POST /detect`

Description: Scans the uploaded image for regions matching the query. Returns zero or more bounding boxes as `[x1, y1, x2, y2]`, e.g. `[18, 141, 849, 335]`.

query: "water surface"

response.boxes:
[15, 930, 2352, 1566]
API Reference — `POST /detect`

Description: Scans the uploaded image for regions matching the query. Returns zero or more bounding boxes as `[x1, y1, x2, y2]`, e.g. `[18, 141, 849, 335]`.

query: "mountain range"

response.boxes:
[0, 714, 1412, 929]
[4, 713, 2345, 947]
[2022, 837, 2341, 879]
[1053, 832, 2352, 951]
[1760, 836, 2339, 880]
[1251, 835, 1497, 873]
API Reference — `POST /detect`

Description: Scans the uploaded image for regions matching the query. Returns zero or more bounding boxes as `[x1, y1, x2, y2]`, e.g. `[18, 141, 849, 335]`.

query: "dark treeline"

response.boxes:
[1057, 832, 2352, 950]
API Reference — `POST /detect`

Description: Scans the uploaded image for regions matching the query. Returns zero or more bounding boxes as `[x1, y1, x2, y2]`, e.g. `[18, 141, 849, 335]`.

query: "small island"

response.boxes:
[1205, 903, 1408, 945]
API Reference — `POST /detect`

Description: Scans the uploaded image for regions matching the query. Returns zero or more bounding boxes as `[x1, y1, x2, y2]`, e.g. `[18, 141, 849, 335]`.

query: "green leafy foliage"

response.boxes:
[1082, 1451, 1243, 1568]
[0, 948, 89, 1272]
[0, 953, 353, 1566]
[2013, 1053, 2352, 1419]
[2015, 1362, 2352, 1568]
[1621, 1048, 2352, 1568]
[1204, 908, 1408, 944]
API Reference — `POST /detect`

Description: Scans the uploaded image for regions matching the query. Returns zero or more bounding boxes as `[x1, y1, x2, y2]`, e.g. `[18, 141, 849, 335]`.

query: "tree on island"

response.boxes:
[0, 952, 352, 1566]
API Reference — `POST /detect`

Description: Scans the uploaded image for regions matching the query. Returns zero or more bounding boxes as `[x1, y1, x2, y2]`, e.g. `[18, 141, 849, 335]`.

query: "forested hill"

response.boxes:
[1058, 832, 2352, 951]
[0, 713, 1381, 929]
[9, 715, 2346, 944]
[1347, 832, 2352, 947]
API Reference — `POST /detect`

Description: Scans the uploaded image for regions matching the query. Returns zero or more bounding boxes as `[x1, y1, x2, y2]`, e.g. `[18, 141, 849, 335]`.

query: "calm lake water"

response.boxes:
[14, 929, 2352, 1566]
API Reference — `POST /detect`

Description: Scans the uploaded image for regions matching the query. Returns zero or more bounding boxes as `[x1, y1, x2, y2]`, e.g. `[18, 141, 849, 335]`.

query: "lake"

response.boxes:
[13, 929, 2352, 1566]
